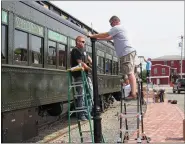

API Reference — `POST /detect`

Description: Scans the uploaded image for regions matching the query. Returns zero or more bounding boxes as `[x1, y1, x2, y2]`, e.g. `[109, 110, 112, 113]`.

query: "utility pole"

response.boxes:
[179, 35, 184, 78]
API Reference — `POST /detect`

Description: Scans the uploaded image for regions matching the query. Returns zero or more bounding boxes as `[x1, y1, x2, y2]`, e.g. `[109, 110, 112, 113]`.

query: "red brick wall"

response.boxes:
[151, 60, 185, 74]
[151, 78, 169, 85]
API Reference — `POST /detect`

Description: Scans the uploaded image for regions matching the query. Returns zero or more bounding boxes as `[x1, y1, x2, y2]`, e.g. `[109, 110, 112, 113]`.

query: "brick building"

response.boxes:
[150, 55, 185, 85]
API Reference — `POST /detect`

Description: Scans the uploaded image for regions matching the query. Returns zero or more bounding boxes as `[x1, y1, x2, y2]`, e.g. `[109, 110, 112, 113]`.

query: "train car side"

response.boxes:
[1, 1, 121, 142]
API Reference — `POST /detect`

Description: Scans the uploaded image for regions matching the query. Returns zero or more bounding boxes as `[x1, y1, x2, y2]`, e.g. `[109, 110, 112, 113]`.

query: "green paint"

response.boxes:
[113, 57, 118, 62]
[106, 53, 112, 60]
[2, 10, 8, 23]
[48, 30, 67, 44]
[97, 50, 104, 57]
[70, 39, 75, 47]
[15, 16, 43, 36]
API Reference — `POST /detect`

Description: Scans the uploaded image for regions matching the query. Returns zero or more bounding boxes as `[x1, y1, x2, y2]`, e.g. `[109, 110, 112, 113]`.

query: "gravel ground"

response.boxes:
[52, 99, 147, 143]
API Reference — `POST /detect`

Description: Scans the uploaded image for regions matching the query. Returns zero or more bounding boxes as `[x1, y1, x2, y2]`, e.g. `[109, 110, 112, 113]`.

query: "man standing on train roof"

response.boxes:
[88, 15, 137, 99]
[71, 36, 93, 121]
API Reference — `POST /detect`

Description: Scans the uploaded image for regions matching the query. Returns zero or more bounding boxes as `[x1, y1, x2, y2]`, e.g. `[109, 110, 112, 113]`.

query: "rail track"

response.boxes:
[24, 99, 116, 143]
[24, 99, 147, 143]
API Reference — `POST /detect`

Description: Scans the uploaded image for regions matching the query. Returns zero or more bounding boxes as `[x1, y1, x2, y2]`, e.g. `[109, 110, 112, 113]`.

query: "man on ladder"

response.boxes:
[143, 57, 152, 84]
[70, 35, 93, 121]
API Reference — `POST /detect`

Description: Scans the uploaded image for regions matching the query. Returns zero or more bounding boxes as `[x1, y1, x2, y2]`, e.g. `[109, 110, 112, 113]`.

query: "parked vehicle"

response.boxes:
[173, 78, 185, 94]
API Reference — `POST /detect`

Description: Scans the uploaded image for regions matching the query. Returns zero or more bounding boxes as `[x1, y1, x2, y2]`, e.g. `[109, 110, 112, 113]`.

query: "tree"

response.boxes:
[139, 69, 147, 83]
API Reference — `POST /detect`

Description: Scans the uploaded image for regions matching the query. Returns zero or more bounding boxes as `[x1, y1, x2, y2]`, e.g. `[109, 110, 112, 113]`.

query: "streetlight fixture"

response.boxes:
[178, 35, 184, 79]
[91, 38, 102, 143]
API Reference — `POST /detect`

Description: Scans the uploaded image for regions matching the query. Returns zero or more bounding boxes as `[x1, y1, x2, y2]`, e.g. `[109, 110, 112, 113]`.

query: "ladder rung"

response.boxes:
[70, 109, 87, 113]
[119, 114, 139, 118]
[70, 84, 83, 88]
[123, 104, 140, 106]
[81, 130, 94, 133]
[120, 129, 137, 132]
[74, 94, 84, 97]
[75, 106, 87, 110]
[122, 112, 139, 114]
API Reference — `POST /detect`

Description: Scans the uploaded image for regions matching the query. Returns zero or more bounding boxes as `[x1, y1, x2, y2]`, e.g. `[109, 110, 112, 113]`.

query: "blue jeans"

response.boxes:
[74, 76, 93, 118]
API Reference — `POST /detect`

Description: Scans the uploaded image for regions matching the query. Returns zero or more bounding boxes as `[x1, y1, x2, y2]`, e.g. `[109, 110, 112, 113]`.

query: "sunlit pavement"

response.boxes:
[130, 97, 184, 143]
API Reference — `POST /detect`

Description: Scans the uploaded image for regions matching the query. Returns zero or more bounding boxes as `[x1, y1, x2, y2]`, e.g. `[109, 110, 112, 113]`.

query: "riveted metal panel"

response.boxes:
[2, 65, 68, 112]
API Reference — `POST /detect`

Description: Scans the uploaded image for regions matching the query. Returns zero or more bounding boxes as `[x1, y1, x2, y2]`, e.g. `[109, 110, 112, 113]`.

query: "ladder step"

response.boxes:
[81, 130, 94, 133]
[119, 114, 139, 118]
[123, 104, 140, 106]
[70, 109, 87, 113]
[75, 106, 88, 110]
[74, 94, 85, 97]
[120, 129, 137, 132]
[122, 112, 139, 114]
[70, 84, 83, 88]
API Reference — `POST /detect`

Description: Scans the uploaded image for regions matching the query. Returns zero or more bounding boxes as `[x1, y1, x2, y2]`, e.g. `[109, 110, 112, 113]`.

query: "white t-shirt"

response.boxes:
[123, 84, 131, 97]
[108, 25, 135, 57]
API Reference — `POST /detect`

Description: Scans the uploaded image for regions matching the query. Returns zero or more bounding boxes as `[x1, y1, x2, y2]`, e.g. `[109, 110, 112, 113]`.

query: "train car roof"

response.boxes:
[34, 1, 114, 48]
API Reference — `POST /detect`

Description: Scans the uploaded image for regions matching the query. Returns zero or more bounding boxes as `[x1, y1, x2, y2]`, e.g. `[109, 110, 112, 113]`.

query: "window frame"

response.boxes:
[13, 15, 44, 66]
[13, 29, 29, 66]
[1, 9, 8, 64]
[30, 34, 44, 68]
[47, 29, 68, 69]
[58, 43, 67, 70]
[154, 68, 157, 74]
[162, 68, 165, 74]
[105, 53, 113, 75]
[1, 24, 8, 64]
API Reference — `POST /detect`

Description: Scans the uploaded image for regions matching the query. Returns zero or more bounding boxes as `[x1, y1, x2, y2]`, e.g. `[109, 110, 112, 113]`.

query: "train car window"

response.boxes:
[48, 40, 56, 65]
[31, 35, 43, 65]
[58, 43, 66, 68]
[112, 57, 119, 75]
[14, 30, 28, 63]
[97, 56, 105, 74]
[116, 62, 118, 75]
[1, 25, 7, 64]
[105, 59, 112, 75]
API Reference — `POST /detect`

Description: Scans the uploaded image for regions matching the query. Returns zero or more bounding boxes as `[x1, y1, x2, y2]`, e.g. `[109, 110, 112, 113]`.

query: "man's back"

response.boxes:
[108, 25, 135, 57]
[146, 61, 152, 70]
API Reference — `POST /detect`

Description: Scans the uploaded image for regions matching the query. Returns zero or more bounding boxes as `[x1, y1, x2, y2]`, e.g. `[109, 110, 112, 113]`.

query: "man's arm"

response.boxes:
[87, 32, 113, 41]
[87, 55, 92, 64]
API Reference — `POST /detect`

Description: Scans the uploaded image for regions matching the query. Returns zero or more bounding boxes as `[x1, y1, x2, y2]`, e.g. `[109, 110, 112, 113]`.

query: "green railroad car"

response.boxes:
[1, 1, 122, 142]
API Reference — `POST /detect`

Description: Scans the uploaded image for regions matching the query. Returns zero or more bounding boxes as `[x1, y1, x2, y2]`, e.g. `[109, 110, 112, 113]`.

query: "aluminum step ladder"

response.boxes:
[67, 64, 94, 143]
[117, 78, 151, 143]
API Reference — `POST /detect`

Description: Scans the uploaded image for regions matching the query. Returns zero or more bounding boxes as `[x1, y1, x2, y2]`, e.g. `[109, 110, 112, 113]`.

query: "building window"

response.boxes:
[31, 35, 43, 64]
[174, 69, 177, 74]
[1, 25, 8, 63]
[162, 68, 165, 74]
[58, 43, 66, 67]
[14, 30, 28, 63]
[164, 61, 167, 65]
[171, 61, 174, 66]
[154, 68, 157, 74]
[48, 40, 56, 65]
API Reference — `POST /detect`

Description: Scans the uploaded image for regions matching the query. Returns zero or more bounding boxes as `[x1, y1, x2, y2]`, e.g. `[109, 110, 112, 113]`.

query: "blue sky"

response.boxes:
[51, 1, 184, 61]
